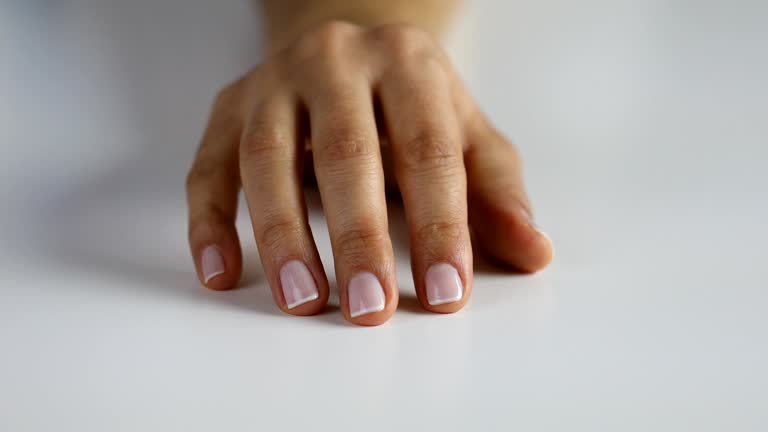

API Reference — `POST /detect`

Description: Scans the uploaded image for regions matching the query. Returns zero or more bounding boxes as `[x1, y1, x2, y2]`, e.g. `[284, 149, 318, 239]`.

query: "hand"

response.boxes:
[185, 21, 553, 326]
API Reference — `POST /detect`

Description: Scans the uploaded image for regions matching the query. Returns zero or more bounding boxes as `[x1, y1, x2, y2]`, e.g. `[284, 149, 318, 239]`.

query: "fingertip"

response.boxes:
[346, 302, 397, 326]
[418, 262, 471, 314]
[198, 243, 242, 291]
[472, 202, 553, 273]
[280, 298, 327, 316]
[419, 290, 469, 314]
[204, 272, 239, 291]
[516, 208, 554, 272]
[190, 219, 243, 290]
[342, 272, 398, 326]
[275, 259, 330, 316]
[278, 292, 329, 316]
[204, 276, 237, 291]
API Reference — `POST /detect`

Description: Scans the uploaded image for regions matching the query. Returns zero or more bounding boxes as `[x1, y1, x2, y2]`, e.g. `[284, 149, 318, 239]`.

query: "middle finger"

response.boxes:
[379, 58, 472, 313]
[308, 73, 398, 326]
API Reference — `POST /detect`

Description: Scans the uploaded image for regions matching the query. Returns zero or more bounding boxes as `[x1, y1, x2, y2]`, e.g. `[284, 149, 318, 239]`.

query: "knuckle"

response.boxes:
[240, 126, 289, 165]
[416, 220, 467, 247]
[314, 20, 357, 43]
[317, 133, 376, 163]
[291, 20, 356, 64]
[374, 24, 432, 57]
[188, 205, 230, 240]
[257, 218, 304, 254]
[381, 51, 448, 85]
[401, 131, 461, 171]
[188, 219, 212, 243]
[335, 227, 389, 262]
[186, 157, 219, 192]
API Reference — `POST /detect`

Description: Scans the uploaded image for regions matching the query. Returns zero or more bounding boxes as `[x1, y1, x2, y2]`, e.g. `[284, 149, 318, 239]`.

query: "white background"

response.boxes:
[1, 0, 767, 430]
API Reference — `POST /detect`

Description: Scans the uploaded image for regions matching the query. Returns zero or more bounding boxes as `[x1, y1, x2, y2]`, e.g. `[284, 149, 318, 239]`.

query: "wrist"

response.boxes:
[262, 1, 459, 55]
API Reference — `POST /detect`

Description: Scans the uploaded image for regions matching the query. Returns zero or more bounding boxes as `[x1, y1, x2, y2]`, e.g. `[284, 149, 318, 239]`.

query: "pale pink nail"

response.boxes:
[348, 272, 386, 318]
[280, 260, 320, 309]
[425, 263, 463, 306]
[202, 245, 225, 283]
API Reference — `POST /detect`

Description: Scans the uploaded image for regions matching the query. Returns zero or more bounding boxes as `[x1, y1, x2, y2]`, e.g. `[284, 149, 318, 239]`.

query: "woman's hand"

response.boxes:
[185, 21, 553, 326]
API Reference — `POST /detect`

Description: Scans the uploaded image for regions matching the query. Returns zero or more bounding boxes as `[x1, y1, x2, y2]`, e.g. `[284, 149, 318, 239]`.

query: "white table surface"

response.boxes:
[2, 1, 767, 430]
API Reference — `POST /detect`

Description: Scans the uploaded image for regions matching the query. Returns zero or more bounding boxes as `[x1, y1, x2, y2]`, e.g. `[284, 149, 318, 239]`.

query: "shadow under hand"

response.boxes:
[384, 188, 529, 277]
[31, 161, 353, 326]
[470, 233, 532, 276]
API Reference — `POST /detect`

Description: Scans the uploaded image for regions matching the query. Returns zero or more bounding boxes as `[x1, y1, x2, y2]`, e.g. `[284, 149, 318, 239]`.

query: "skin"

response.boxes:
[185, 1, 553, 326]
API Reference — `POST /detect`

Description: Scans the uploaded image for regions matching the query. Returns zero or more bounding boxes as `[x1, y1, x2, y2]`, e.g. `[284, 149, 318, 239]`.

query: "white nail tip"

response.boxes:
[533, 225, 552, 243]
[347, 272, 387, 318]
[425, 263, 464, 306]
[204, 270, 225, 284]
[349, 303, 385, 318]
[286, 292, 320, 309]
[427, 292, 463, 306]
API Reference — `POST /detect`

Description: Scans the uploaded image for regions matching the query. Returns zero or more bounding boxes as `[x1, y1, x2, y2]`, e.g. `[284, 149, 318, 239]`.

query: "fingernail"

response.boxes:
[425, 263, 463, 306]
[202, 245, 225, 283]
[280, 260, 320, 309]
[520, 207, 552, 243]
[348, 272, 386, 318]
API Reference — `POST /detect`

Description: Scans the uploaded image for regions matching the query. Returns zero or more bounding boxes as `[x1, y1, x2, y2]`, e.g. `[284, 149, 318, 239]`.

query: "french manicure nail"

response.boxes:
[348, 272, 386, 318]
[280, 260, 320, 309]
[202, 245, 225, 283]
[425, 263, 463, 306]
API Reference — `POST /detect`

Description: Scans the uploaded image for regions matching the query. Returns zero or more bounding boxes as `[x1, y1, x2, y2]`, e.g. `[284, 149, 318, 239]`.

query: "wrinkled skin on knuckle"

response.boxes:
[334, 227, 390, 266]
[186, 158, 217, 193]
[239, 117, 292, 168]
[313, 116, 379, 165]
[400, 131, 463, 174]
[187, 146, 240, 191]
[316, 132, 378, 165]
[414, 220, 468, 256]
[187, 204, 237, 252]
[257, 218, 304, 258]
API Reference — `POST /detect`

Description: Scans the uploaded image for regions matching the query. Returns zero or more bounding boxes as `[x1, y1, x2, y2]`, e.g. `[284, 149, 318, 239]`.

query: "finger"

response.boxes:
[308, 76, 397, 326]
[186, 91, 244, 290]
[464, 113, 553, 272]
[240, 92, 329, 315]
[379, 59, 472, 313]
